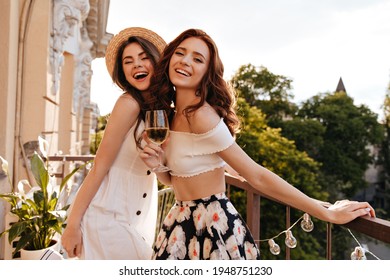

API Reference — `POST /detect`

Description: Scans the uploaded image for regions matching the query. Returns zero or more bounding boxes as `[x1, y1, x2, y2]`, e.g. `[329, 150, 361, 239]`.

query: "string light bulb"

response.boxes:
[268, 239, 281, 255]
[300, 213, 314, 232]
[257, 216, 380, 260]
[285, 230, 297, 248]
[351, 246, 367, 260]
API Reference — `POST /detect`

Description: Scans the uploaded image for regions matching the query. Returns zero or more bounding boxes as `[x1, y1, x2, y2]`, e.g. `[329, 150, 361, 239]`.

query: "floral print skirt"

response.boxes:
[153, 192, 261, 260]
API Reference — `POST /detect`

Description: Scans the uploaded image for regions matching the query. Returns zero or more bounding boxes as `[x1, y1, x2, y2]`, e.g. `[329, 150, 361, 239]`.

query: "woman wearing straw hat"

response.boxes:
[61, 27, 166, 259]
[140, 29, 375, 260]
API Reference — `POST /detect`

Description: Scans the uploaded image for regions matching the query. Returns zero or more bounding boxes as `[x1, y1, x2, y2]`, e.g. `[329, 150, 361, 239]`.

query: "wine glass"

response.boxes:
[145, 110, 170, 172]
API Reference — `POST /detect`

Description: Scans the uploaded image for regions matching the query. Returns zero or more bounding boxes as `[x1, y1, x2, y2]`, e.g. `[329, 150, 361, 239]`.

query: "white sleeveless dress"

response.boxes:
[80, 121, 157, 259]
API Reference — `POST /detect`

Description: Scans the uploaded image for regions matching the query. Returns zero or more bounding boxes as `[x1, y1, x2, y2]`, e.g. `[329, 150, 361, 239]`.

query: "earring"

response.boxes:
[195, 90, 201, 97]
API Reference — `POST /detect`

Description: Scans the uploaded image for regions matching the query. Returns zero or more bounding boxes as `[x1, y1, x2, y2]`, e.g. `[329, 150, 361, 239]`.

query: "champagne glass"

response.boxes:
[145, 110, 170, 172]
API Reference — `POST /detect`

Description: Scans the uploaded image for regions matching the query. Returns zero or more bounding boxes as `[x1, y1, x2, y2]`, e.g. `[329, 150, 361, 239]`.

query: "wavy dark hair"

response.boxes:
[147, 29, 240, 136]
[111, 36, 161, 148]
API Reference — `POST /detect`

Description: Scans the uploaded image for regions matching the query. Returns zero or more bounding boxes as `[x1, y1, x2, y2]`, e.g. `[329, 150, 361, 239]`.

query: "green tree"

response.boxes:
[382, 91, 390, 171]
[383, 91, 390, 182]
[231, 65, 384, 258]
[233, 98, 328, 259]
[377, 92, 390, 217]
[280, 118, 325, 159]
[231, 64, 297, 127]
[297, 91, 383, 199]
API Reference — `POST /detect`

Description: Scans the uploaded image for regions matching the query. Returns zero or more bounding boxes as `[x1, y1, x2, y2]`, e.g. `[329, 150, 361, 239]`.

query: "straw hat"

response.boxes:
[105, 27, 166, 78]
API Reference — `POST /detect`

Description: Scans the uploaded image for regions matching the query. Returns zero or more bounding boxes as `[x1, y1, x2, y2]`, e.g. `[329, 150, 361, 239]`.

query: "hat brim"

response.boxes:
[105, 27, 166, 78]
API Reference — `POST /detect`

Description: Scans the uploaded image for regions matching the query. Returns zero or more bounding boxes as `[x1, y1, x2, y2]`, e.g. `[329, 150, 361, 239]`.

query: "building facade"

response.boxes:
[0, 0, 112, 259]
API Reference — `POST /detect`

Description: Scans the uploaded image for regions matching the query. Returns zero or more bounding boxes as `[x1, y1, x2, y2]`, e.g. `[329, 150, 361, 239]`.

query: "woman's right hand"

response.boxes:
[61, 224, 83, 258]
[140, 132, 173, 185]
[139, 131, 166, 170]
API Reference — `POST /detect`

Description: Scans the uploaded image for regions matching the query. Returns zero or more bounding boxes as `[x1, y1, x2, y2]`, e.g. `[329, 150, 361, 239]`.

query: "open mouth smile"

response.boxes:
[133, 72, 148, 80]
[175, 68, 191, 77]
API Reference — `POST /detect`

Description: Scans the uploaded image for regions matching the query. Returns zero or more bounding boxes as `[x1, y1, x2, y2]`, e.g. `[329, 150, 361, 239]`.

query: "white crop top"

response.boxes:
[165, 118, 235, 177]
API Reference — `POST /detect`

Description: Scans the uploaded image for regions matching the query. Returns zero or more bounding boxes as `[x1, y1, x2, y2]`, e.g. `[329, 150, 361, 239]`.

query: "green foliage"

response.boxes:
[236, 98, 325, 200]
[280, 118, 325, 159]
[235, 97, 267, 163]
[230, 64, 385, 258]
[90, 131, 104, 155]
[228, 63, 389, 258]
[0, 152, 85, 255]
[231, 97, 329, 259]
[231, 64, 297, 126]
[376, 93, 390, 218]
[297, 91, 384, 198]
[90, 114, 108, 154]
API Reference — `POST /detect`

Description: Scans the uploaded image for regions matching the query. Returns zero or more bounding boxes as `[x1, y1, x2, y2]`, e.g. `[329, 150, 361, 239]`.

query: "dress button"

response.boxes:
[146, 170, 151, 175]
[136, 210, 141, 215]
[143, 193, 147, 198]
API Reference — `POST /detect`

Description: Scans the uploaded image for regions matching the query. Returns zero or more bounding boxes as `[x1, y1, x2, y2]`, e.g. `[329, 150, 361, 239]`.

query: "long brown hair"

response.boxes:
[111, 36, 161, 148]
[148, 29, 240, 136]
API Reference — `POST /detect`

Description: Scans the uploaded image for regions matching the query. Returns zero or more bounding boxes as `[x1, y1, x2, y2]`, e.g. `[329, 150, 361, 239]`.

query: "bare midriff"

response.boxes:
[171, 166, 226, 201]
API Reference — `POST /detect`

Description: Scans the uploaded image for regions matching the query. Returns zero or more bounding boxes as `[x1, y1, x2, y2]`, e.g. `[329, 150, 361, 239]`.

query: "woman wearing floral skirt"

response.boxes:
[140, 29, 375, 260]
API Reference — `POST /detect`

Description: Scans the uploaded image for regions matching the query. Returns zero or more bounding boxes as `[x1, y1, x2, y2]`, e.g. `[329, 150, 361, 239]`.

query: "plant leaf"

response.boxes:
[0, 193, 19, 207]
[8, 221, 29, 242]
[31, 153, 49, 192]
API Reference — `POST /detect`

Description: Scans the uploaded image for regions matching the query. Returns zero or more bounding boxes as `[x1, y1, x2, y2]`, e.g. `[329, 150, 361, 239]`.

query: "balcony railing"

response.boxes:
[48, 155, 95, 180]
[48, 155, 390, 260]
[225, 173, 390, 259]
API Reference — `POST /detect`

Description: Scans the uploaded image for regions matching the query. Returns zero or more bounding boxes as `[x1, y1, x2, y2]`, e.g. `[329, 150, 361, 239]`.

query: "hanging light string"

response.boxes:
[255, 214, 313, 255]
[257, 214, 305, 243]
[347, 228, 381, 260]
[254, 213, 380, 260]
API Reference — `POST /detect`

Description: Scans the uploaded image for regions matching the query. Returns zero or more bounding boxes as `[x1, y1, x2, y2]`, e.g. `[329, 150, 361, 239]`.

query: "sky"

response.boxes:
[90, 0, 390, 120]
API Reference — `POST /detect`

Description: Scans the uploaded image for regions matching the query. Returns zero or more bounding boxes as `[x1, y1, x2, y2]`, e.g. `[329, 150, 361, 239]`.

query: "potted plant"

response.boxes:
[0, 150, 86, 259]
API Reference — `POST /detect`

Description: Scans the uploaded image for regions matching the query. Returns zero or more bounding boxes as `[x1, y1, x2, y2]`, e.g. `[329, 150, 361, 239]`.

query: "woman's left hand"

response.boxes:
[327, 200, 375, 224]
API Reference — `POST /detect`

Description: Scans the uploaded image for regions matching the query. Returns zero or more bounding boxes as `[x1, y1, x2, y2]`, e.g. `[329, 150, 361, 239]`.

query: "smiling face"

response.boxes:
[122, 42, 154, 92]
[168, 37, 210, 92]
